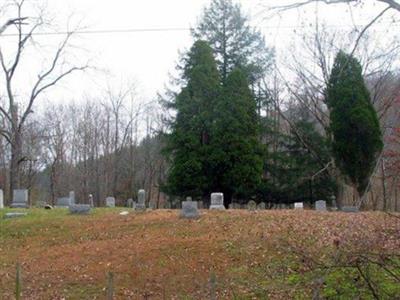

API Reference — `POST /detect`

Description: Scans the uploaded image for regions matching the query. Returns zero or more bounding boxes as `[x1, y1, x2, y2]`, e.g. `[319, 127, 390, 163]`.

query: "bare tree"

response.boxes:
[0, 1, 87, 202]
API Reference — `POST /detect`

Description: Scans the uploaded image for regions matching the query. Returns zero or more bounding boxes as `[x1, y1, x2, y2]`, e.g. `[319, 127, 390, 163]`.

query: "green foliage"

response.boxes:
[164, 41, 220, 198]
[259, 115, 336, 203]
[192, 0, 273, 83]
[212, 68, 263, 201]
[327, 51, 383, 195]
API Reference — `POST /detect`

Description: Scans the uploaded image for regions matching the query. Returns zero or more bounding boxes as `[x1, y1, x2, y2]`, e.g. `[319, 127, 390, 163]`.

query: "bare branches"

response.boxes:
[270, 0, 400, 13]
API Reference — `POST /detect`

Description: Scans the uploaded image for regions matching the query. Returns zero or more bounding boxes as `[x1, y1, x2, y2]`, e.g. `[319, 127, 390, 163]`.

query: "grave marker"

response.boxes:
[11, 189, 29, 208]
[135, 189, 146, 211]
[315, 200, 327, 211]
[106, 197, 115, 208]
[294, 202, 304, 210]
[209, 193, 225, 210]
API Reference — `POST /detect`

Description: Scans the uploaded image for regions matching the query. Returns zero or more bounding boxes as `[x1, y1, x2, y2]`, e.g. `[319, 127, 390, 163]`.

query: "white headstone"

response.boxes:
[209, 193, 225, 210]
[106, 197, 115, 208]
[294, 202, 304, 210]
[135, 189, 146, 211]
[315, 200, 327, 211]
[69, 191, 75, 204]
[0, 189, 3, 209]
[11, 189, 29, 208]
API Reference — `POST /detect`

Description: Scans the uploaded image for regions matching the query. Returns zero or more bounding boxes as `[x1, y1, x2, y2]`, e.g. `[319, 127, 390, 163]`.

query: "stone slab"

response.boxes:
[209, 193, 225, 210]
[4, 212, 27, 219]
[69, 204, 91, 215]
[180, 201, 200, 219]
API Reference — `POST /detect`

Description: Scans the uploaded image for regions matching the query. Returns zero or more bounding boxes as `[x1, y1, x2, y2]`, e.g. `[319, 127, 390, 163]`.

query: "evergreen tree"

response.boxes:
[212, 68, 263, 203]
[192, 0, 273, 83]
[164, 41, 220, 198]
[327, 51, 383, 196]
[259, 116, 335, 204]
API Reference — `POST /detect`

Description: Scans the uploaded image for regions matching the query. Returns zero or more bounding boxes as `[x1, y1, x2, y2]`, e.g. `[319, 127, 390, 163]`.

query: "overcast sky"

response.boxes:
[1, 0, 398, 107]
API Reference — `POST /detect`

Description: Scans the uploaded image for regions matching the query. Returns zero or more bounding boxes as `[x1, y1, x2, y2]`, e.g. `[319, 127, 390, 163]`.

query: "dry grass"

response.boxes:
[0, 208, 399, 299]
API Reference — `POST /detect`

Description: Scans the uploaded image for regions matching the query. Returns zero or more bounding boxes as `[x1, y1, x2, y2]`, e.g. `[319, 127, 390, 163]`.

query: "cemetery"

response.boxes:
[1, 188, 399, 299]
[0, 0, 399, 298]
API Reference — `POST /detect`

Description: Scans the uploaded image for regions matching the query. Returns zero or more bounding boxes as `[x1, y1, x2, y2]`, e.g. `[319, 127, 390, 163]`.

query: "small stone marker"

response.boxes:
[56, 197, 73, 207]
[44, 205, 53, 210]
[198, 201, 204, 209]
[180, 198, 200, 219]
[247, 200, 257, 211]
[315, 200, 327, 211]
[0, 189, 3, 209]
[294, 202, 304, 210]
[106, 197, 115, 208]
[331, 198, 338, 211]
[11, 189, 29, 208]
[69, 191, 75, 204]
[127, 198, 134, 208]
[209, 193, 225, 210]
[69, 204, 91, 215]
[341, 206, 359, 213]
[257, 202, 266, 210]
[119, 211, 129, 216]
[89, 194, 94, 208]
[4, 212, 27, 219]
[135, 189, 146, 211]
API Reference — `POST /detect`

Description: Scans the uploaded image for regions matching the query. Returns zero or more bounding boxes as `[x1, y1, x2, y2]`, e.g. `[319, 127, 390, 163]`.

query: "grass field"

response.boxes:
[0, 208, 399, 299]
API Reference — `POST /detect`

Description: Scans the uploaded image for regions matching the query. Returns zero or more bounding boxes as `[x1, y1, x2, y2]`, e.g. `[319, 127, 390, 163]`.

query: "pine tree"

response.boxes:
[192, 0, 273, 83]
[327, 51, 383, 196]
[211, 68, 263, 203]
[164, 40, 220, 198]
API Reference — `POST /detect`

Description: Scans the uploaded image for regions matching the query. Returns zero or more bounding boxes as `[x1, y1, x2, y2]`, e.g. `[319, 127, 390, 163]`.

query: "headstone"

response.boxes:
[106, 197, 115, 208]
[247, 200, 257, 211]
[56, 197, 73, 207]
[127, 198, 134, 208]
[257, 202, 266, 210]
[135, 189, 146, 211]
[44, 205, 53, 210]
[11, 189, 29, 208]
[341, 206, 359, 213]
[294, 202, 304, 210]
[0, 189, 3, 209]
[209, 193, 225, 210]
[229, 202, 240, 209]
[4, 212, 27, 219]
[315, 200, 327, 211]
[89, 194, 94, 208]
[69, 191, 75, 205]
[69, 204, 91, 215]
[198, 201, 204, 209]
[180, 200, 200, 219]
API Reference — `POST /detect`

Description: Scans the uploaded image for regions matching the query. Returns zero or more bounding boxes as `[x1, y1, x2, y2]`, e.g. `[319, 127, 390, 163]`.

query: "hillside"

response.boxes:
[0, 209, 399, 299]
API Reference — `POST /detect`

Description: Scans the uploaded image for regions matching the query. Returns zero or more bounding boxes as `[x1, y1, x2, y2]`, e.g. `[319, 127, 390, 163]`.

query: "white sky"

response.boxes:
[1, 0, 398, 108]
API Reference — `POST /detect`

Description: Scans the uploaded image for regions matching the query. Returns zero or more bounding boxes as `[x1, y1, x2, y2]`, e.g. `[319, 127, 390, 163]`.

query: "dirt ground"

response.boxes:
[0, 208, 399, 299]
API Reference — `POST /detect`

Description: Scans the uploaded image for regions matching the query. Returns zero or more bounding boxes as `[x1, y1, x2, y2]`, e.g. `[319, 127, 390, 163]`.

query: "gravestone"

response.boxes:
[69, 191, 75, 205]
[69, 204, 91, 215]
[56, 197, 73, 207]
[135, 189, 146, 211]
[180, 200, 200, 219]
[106, 197, 115, 208]
[127, 198, 134, 208]
[209, 193, 225, 210]
[198, 201, 204, 209]
[89, 194, 94, 208]
[11, 189, 29, 208]
[4, 212, 27, 219]
[341, 206, 359, 213]
[315, 200, 327, 211]
[257, 202, 266, 210]
[294, 202, 304, 210]
[0, 189, 3, 209]
[247, 200, 257, 211]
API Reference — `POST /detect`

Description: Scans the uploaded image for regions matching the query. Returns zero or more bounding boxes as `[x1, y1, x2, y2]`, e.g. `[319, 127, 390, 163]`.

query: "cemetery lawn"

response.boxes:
[0, 208, 399, 299]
